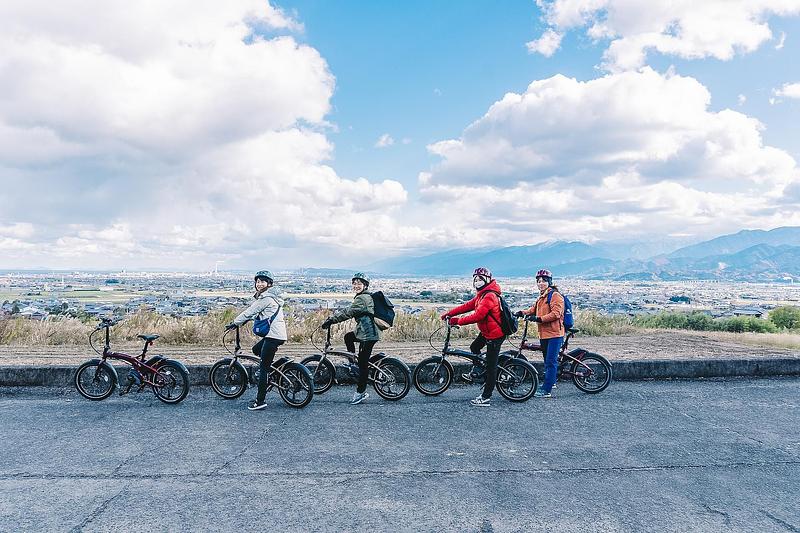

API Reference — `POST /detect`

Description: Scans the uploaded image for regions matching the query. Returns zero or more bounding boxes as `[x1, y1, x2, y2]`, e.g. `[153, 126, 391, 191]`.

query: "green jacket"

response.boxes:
[329, 291, 380, 342]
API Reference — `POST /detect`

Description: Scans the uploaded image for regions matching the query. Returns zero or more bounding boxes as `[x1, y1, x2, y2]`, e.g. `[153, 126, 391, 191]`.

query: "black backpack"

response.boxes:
[371, 291, 395, 330]
[486, 290, 518, 337]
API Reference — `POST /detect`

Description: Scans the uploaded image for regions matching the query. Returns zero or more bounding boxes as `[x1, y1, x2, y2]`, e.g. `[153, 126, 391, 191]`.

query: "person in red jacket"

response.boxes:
[440, 267, 505, 406]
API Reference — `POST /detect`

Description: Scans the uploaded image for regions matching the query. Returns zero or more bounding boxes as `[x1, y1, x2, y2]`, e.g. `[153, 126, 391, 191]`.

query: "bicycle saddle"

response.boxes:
[566, 328, 580, 334]
[138, 334, 160, 342]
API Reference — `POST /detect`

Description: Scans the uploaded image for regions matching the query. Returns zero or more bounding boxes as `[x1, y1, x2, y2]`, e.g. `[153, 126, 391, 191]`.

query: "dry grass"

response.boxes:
[2, 306, 795, 348]
[697, 331, 800, 350]
[0, 307, 478, 347]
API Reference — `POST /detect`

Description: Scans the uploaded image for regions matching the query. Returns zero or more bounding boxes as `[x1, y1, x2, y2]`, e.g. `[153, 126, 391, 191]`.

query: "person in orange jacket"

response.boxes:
[516, 269, 564, 398]
[440, 267, 505, 406]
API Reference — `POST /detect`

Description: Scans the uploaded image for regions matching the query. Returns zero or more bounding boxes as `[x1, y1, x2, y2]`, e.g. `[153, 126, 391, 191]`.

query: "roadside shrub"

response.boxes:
[769, 306, 800, 330]
[714, 316, 777, 334]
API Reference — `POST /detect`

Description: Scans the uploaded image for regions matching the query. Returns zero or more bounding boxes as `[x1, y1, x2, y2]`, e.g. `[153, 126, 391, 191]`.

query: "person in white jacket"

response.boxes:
[227, 270, 287, 411]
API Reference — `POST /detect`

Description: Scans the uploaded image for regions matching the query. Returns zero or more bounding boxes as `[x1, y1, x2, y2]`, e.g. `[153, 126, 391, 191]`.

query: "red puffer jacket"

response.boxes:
[444, 279, 504, 340]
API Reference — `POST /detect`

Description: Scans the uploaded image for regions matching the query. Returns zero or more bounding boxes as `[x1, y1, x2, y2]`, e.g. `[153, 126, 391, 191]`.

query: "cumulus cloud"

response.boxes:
[532, 0, 800, 71]
[375, 133, 395, 148]
[526, 28, 563, 56]
[420, 68, 800, 243]
[0, 0, 433, 268]
[774, 81, 800, 99]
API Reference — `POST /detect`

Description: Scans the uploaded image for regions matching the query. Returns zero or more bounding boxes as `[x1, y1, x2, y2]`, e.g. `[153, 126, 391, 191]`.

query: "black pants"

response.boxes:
[252, 337, 285, 403]
[470, 334, 504, 399]
[344, 331, 376, 394]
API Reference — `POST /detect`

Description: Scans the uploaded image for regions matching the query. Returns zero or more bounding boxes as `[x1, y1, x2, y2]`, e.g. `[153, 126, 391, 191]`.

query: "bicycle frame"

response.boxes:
[511, 318, 596, 376]
[90, 323, 170, 387]
[310, 328, 395, 384]
[221, 326, 295, 390]
[431, 323, 519, 368]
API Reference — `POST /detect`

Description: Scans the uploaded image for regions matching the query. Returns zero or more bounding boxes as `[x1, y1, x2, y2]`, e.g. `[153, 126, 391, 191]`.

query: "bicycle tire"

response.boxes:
[496, 359, 538, 402]
[571, 353, 612, 394]
[412, 356, 453, 396]
[151, 360, 190, 404]
[209, 358, 248, 399]
[300, 355, 336, 395]
[371, 357, 411, 401]
[75, 360, 116, 401]
[277, 362, 314, 408]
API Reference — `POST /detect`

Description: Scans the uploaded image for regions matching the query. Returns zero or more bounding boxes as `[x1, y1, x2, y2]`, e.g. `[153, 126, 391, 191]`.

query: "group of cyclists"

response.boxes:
[229, 265, 568, 410]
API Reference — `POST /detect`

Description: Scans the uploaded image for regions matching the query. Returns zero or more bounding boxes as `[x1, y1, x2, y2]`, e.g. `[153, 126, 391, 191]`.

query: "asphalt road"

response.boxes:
[1, 378, 798, 532]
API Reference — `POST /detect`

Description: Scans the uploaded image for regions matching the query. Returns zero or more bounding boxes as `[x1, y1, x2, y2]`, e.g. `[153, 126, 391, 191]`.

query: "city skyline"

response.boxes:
[1, 1, 800, 270]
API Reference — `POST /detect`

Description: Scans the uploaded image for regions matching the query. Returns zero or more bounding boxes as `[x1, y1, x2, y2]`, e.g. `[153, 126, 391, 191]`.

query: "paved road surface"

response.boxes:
[1, 378, 798, 532]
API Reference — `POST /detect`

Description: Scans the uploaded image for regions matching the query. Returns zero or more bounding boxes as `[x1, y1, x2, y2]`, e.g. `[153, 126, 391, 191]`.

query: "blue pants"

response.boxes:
[540, 336, 563, 393]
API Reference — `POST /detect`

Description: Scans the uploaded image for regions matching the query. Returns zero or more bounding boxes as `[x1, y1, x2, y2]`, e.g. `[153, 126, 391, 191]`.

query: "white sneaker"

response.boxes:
[470, 395, 491, 406]
[350, 391, 369, 405]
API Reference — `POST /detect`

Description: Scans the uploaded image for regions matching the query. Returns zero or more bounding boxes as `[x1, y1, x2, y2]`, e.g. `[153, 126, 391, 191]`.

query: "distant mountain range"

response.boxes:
[365, 227, 800, 281]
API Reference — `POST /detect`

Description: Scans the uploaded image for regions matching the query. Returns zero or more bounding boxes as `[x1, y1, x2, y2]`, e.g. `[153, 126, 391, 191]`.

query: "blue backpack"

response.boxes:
[547, 290, 574, 329]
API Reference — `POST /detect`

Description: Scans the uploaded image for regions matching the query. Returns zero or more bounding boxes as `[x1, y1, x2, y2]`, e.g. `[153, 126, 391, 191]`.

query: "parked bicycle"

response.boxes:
[74, 318, 190, 404]
[209, 325, 314, 408]
[300, 328, 411, 400]
[412, 322, 538, 401]
[505, 317, 612, 393]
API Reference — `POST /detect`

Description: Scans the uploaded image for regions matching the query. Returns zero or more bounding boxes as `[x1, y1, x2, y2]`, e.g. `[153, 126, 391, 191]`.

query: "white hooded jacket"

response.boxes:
[233, 286, 287, 341]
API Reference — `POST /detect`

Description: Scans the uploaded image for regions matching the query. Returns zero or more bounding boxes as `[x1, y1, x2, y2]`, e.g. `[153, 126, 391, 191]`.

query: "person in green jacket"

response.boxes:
[321, 272, 380, 405]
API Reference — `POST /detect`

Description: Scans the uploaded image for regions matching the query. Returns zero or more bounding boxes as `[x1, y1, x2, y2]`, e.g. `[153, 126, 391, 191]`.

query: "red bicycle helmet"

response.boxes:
[472, 267, 492, 280]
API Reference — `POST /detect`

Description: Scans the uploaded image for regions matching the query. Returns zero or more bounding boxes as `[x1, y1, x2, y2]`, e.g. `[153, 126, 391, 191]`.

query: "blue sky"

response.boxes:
[1, 0, 799, 270]
[280, 0, 800, 190]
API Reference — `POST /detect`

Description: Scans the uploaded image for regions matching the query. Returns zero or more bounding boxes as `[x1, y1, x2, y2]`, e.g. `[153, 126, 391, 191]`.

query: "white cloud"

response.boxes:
[533, 0, 800, 71]
[775, 31, 787, 49]
[526, 29, 563, 56]
[774, 81, 800, 98]
[375, 133, 395, 148]
[420, 68, 800, 243]
[0, 0, 434, 269]
[738, 94, 747, 106]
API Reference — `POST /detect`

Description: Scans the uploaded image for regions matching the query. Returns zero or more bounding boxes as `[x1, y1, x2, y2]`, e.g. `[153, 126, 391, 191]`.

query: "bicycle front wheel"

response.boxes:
[277, 362, 314, 408]
[571, 353, 612, 393]
[152, 360, 190, 404]
[496, 359, 538, 402]
[300, 355, 336, 395]
[371, 357, 411, 401]
[75, 360, 116, 400]
[209, 359, 248, 399]
[412, 356, 452, 396]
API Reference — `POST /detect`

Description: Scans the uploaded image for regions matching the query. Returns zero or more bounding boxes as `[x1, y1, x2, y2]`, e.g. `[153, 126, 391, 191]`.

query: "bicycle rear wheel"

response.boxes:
[75, 360, 116, 400]
[209, 359, 248, 399]
[496, 359, 538, 402]
[571, 353, 612, 393]
[412, 356, 452, 396]
[151, 360, 190, 404]
[277, 362, 314, 408]
[371, 357, 410, 400]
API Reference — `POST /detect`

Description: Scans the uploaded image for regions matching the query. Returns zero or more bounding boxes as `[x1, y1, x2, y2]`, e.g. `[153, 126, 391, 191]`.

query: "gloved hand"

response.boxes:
[533, 316, 542, 323]
[513, 310, 525, 318]
[320, 319, 333, 330]
[448, 316, 460, 326]
[225, 323, 237, 331]
[440, 312, 451, 320]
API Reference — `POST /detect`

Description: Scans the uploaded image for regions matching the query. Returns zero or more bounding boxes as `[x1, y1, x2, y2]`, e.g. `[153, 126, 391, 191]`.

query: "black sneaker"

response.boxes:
[247, 400, 268, 411]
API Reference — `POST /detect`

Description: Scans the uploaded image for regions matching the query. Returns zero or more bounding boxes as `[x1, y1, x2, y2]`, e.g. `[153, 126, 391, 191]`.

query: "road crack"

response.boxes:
[3, 459, 799, 482]
[762, 510, 800, 532]
[68, 485, 128, 532]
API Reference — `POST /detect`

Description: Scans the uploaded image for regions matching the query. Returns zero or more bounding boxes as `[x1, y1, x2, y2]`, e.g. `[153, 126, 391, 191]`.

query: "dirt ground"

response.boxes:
[0, 329, 797, 366]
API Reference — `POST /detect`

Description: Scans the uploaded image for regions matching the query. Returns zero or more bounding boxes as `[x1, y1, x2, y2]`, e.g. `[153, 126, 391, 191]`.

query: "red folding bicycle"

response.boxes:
[74, 318, 190, 404]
